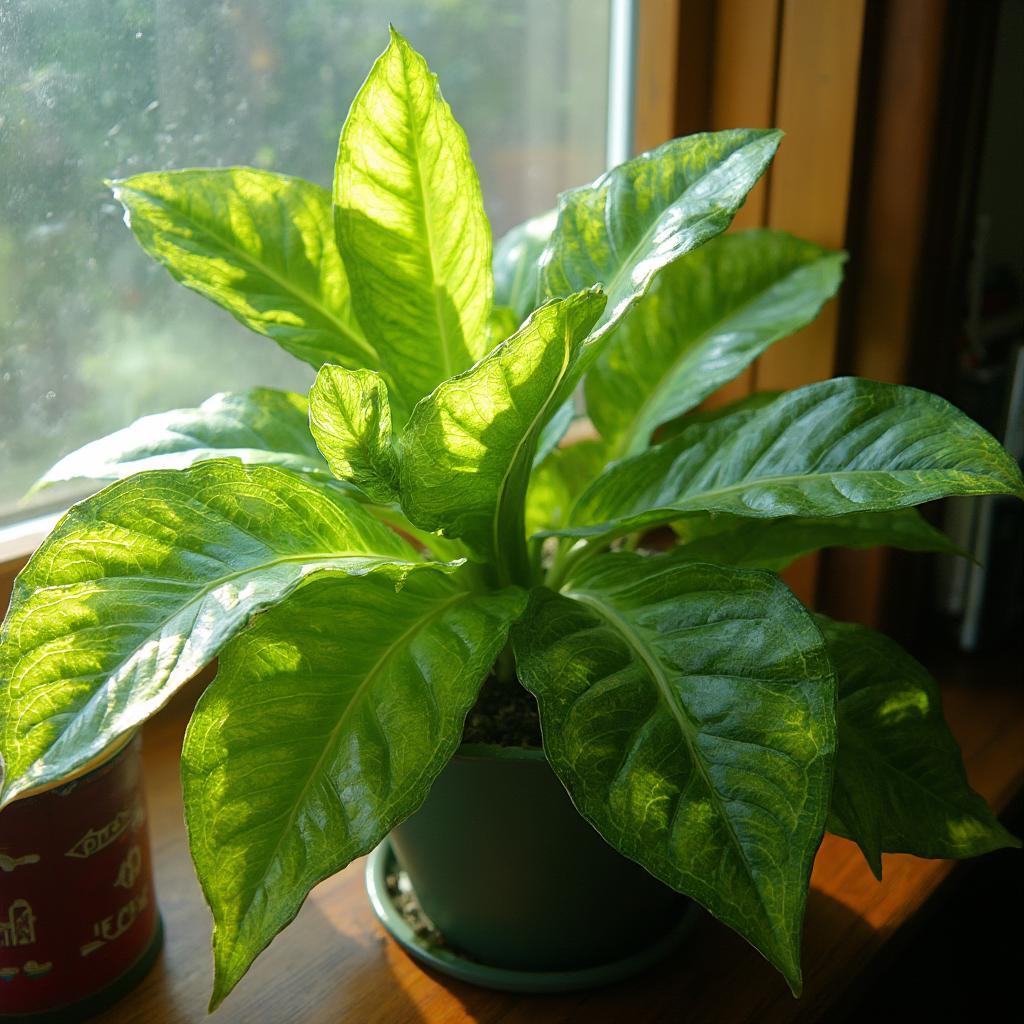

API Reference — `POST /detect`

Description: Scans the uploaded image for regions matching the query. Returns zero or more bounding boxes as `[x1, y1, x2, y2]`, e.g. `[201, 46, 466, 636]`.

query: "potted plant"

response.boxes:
[2, 26, 1021, 1012]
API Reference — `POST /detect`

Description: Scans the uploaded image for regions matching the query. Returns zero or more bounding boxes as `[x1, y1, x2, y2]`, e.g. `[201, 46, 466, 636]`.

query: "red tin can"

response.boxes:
[0, 734, 162, 1022]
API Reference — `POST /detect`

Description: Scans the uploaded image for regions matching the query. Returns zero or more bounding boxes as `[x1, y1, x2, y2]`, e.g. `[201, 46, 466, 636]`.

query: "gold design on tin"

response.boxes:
[79, 885, 149, 957]
[22, 959, 52, 978]
[0, 853, 40, 873]
[0, 899, 37, 948]
[65, 800, 144, 859]
[114, 845, 142, 889]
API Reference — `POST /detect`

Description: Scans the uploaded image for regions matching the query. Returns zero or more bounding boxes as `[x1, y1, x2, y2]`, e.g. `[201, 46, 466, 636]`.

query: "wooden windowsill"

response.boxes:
[87, 646, 1024, 1024]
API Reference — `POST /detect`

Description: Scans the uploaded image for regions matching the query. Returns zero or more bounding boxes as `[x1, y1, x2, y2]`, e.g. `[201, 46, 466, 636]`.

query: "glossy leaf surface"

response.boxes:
[183, 570, 525, 1007]
[586, 230, 845, 456]
[559, 378, 1024, 540]
[0, 462, 426, 805]
[669, 508, 961, 572]
[513, 554, 835, 991]
[309, 365, 400, 504]
[400, 290, 605, 583]
[334, 28, 492, 418]
[819, 617, 1020, 878]
[33, 389, 329, 492]
[493, 208, 556, 322]
[540, 130, 782, 337]
[111, 169, 375, 371]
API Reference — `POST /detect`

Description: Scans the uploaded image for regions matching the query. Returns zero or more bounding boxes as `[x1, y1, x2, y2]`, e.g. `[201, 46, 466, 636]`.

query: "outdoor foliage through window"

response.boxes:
[0, 0, 611, 520]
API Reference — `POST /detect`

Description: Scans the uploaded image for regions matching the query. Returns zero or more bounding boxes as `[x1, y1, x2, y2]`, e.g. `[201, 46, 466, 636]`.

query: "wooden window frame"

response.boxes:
[656, 0, 952, 624]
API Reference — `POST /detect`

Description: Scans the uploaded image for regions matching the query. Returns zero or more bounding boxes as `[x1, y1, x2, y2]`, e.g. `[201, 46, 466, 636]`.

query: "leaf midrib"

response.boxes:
[563, 585, 783, 946]
[578, 465, 1018, 535]
[491, 316, 575, 576]
[611, 256, 831, 458]
[598, 138, 770, 311]
[397, 50, 456, 380]
[10, 550, 415, 791]
[118, 184, 377, 364]
[220, 587, 473, 955]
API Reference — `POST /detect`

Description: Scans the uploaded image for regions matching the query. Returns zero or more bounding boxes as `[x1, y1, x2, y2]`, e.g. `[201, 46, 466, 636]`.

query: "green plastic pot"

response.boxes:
[383, 743, 690, 977]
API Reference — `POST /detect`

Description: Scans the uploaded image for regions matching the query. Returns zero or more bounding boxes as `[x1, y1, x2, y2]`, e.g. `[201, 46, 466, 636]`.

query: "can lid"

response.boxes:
[3, 730, 137, 806]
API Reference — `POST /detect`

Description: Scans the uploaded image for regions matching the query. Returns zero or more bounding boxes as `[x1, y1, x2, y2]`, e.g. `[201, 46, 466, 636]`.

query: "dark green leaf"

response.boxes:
[818, 617, 1020, 878]
[668, 508, 962, 572]
[540, 130, 782, 338]
[309, 365, 400, 504]
[657, 390, 783, 439]
[183, 570, 525, 1008]
[31, 389, 329, 493]
[558, 378, 1024, 541]
[513, 554, 835, 992]
[493, 208, 555, 322]
[586, 230, 845, 456]
[111, 169, 375, 372]
[400, 290, 606, 584]
[0, 462, 432, 806]
[334, 28, 492, 419]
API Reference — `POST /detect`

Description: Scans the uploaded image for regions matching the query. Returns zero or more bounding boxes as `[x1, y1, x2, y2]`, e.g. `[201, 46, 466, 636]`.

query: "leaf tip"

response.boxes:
[387, 22, 406, 49]
[865, 850, 884, 882]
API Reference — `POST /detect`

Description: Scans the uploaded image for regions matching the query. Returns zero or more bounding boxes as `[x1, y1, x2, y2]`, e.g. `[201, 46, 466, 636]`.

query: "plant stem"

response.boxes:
[494, 640, 516, 686]
[545, 537, 603, 591]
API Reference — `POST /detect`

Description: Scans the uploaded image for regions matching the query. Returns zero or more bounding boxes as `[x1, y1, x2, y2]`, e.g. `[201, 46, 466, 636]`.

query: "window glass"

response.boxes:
[0, 0, 611, 521]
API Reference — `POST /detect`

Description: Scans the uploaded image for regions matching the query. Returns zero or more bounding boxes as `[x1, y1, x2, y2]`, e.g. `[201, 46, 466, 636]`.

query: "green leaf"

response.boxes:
[309, 365, 400, 504]
[557, 378, 1024, 541]
[526, 440, 608, 537]
[533, 399, 576, 468]
[0, 462, 434, 806]
[540, 129, 782, 338]
[111, 169, 375, 372]
[31, 389, 330, 493]
[513, 554, 836, 992]
[334, 28, 492, 419]
[400, 290, 606, 585]
[586, 230, 846, 457]
[656, 390, 782, 440]
[668, 508, 962, 572]
[182, 570, 525, 1008]
[487, 304, 522, 349]
[818, 617, 1020, 879]
[493, 208, 556, 322]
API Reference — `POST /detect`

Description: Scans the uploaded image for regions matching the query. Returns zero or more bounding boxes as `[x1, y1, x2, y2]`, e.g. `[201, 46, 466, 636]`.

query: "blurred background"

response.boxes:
[0, 0, 612, 516]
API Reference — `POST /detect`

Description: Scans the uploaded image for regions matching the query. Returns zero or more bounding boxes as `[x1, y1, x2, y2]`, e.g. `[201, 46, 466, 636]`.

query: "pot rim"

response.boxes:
[454, 741, 546, 763]
[365, 839, 699, 993]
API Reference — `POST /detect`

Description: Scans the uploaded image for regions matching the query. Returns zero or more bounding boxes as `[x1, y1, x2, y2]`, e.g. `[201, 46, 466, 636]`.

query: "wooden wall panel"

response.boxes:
[634, 0, 683, 153]
[710, 0, 780, 231]
[755, 0, 866, 392]
[703, 0, 782, 409]
[819, 0, 950, 628]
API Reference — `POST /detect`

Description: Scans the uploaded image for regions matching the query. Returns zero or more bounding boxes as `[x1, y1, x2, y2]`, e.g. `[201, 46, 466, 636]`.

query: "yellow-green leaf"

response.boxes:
[183, 571, 525, 1008]
[334, 28, 492, 419]
[309, 365, 400, 504]
[111, 169, 375, 371]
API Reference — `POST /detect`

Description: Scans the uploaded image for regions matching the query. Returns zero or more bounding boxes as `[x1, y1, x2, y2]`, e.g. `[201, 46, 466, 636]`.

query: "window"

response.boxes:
[0, 0, 615, 522]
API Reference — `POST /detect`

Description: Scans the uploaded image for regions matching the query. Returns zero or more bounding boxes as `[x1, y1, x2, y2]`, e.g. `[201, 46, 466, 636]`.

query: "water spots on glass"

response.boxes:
[0, 1, 613, 517]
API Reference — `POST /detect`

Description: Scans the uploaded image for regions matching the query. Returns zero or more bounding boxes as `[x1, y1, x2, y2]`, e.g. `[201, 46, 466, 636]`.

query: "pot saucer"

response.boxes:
[365, 840, 700, 994]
